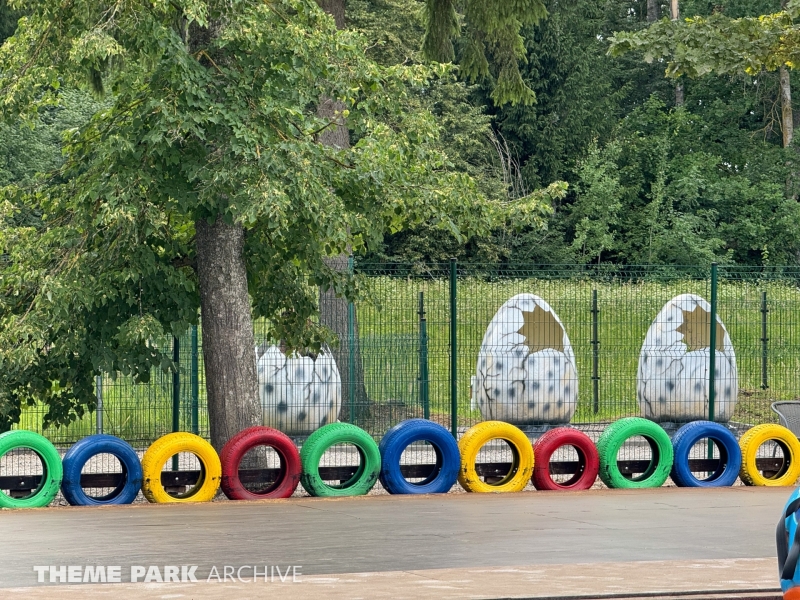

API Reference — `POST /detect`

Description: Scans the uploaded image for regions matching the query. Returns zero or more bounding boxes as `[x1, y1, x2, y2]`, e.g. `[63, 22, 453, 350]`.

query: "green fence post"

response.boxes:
[347, 255, 356, 425]
[708, 263, 718, 426]
[172, 336, 180, 470]
[707, 263, 719, 462]
[761, 291, 769, 390]
[419, 291, 430, 420]
[591, 289, 600, 414]
[449, 258, 458, 439]
[95, 375, 103, 435]
[191, 325, 199, 435]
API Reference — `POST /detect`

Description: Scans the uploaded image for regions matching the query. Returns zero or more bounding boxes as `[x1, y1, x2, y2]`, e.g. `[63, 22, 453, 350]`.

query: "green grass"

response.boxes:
[16, 331, 209, 447]
[16, 274, 800, 445]
[357, 276, 800, 430]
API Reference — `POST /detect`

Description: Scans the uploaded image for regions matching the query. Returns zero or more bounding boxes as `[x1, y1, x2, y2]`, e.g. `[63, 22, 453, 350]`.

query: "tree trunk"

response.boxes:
[315, 0, 348, 150]
[196, 218, 261, 452]
[780, 1, 794, 149]
[316, 0, 371, 424]
[781, 67, 793, 148]
[317, 96, 349, 149]
[670, 0, 684, 107]
[317, 0, 345, 28]
[318, 255, 370, 424]
[647, 0, 659, 22]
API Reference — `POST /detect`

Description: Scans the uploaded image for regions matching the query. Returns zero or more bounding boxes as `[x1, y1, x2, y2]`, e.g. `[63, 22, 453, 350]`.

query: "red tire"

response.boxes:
[531, 427, 599, 491]
[220, 426, 301, 500]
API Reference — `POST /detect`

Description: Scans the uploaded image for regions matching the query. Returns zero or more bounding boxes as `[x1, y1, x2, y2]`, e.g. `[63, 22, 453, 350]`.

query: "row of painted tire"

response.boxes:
[1, 416, 798, 509]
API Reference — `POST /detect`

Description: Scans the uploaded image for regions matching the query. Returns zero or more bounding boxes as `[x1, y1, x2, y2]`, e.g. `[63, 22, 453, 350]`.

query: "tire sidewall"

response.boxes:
[458, 421, 534, 493]
[61, 434, 142, 506]
[379, 419, 459, 495]
[220, 426, 301, 500]
[598, 418, 673, 489]
[141, 433, 221, 503]
[532, 427, 599, 491]
[300, 424, 381, 497]
[739, 424, 800, 486]
[670, 421, 740, 488]
[0, 430, 63, 509]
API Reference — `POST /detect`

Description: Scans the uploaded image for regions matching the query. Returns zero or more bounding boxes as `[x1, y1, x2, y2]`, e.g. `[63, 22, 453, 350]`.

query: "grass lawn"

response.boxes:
[16, 272, 800, 445]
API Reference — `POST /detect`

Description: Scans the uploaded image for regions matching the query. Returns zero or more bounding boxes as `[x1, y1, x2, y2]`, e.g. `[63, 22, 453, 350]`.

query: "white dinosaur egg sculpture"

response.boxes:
[257, 345, 341, 435]
[472, 294, 578, 425]
[637, 293, 737, 422]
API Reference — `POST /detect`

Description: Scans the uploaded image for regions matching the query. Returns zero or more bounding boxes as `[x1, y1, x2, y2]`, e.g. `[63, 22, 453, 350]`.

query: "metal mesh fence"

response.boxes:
[15, 328, 206, 447]
[10, 263, 800, 454]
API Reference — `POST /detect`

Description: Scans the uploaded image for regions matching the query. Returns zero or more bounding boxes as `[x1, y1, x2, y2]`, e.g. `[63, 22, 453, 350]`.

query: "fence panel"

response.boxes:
[11, 263, 800, 450]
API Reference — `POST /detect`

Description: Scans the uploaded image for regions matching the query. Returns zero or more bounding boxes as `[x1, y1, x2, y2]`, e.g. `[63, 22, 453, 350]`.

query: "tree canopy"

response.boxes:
[367, 0, 800, 267]
[2, 0, 800, 431]
[422, 0, 548, 106]
[0, 0, 563, 431]
[609, 0, 800, 77]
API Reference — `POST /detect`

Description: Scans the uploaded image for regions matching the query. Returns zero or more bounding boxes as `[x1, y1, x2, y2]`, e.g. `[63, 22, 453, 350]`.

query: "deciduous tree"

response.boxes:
[0, 0, 560, 445]
[609, 0, 800, 146]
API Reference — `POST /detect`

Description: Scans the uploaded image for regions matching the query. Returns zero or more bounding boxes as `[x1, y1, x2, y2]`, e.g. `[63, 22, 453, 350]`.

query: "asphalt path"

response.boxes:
[0, 486, 787, 588]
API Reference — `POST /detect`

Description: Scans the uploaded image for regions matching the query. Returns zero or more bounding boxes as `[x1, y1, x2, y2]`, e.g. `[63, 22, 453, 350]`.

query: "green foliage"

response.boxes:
[360, 0, 800, 268]
[495, 0, 629, 187]
[0, 88, 101, 186]
[349, 0, 503, 201]
[609, 1, 800, 77]
[0, 0, 556, 430]
[0, 0, 23, 45]
[568, 141, 623, 264]
[422, 0, 548, 106]
[351, 0, 564, 265]
[681, 0, 782, 19]
[575, 98, 800, 265]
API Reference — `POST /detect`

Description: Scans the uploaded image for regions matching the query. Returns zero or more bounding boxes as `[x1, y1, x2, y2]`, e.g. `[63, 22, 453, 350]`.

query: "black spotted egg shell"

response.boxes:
[257, 345, 342, 435]
[637, 293, 737, 422]
[473, 293, 578, 425]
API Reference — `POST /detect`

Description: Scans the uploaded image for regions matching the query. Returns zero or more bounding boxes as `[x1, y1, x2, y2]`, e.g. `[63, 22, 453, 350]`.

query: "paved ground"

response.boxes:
[0, 487, 788, 598]
[2, 558, 782, 599]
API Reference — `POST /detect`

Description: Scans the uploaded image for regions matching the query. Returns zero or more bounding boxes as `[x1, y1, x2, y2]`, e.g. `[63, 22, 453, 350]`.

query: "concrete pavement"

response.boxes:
[0, 487, 789, 598]
[1, 558, 782, 599]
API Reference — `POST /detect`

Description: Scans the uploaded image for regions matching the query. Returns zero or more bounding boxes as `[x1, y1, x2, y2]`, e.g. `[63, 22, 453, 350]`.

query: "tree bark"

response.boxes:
[315, 0, 348, 150]
[647, 0, 659, 23]
[670, 0, 684, 107]
[196, 218, 261, 452]
[781, 67, 793, 148]
[316, 0, 371, 424]
[317, 96, 349, 149]
[316, 0, 345, 28]
[780, 0, 794, 148]
[318, 255, 370, 423]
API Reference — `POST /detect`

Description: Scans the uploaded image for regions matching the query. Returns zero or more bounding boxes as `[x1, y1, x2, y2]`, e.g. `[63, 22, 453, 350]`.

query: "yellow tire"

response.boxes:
[739, 424, 800, 486]
[457, 421, 534, 493]
[141, 432, 221, 503]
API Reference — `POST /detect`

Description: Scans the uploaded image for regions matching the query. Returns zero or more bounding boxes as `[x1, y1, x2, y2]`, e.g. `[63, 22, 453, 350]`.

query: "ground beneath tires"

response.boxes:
[0, 487, 786, 598]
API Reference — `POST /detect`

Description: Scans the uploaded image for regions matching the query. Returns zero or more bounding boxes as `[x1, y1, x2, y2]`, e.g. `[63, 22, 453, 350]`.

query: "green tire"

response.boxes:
[0, 430, 63, 509]
[597, 417, 673, 489]
[300, 423, 381, 497]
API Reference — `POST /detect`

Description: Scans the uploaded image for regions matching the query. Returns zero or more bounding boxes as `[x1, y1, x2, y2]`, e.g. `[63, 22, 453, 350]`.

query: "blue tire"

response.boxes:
[61, 435, 143, 506]
[379, 419, 460, 495]
[670, 421, 741, 487]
